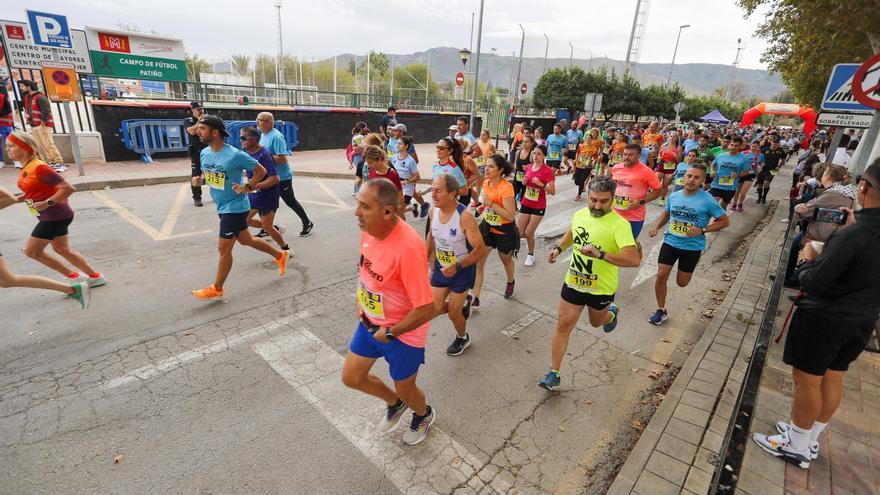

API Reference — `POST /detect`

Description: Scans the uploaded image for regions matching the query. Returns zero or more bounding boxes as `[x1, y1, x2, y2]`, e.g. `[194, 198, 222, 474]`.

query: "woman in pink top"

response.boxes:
[655, 133, 682, 206]
[517, 144, 556, 267]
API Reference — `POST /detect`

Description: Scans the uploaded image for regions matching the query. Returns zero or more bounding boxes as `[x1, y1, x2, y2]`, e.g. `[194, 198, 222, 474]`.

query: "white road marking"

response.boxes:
[631, 241, 663, 289]
[254, 329, 511, 494]
[315, 179, 351, 209]
[500, 309, 544, 337]
[102, 311, 310, 390]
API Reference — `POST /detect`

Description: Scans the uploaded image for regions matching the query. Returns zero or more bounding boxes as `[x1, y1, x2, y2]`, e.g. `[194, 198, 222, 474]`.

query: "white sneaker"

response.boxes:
[85, 274, 108, 288]
[524, 254, 535, 267]
[275, 224, 287, 236]
[775, 421, 819, 460]
[752, 431, 811, 469]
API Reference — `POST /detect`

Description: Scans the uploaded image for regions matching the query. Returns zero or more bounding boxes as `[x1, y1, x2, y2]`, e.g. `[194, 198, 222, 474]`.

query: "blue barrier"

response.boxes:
[120, 119, 299, 163]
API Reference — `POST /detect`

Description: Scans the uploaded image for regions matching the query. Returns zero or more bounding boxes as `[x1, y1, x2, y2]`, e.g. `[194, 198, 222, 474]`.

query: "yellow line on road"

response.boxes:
[158, 184, 189, 240]
[315, 179, 350, 209]
[92, 190, 162, 241]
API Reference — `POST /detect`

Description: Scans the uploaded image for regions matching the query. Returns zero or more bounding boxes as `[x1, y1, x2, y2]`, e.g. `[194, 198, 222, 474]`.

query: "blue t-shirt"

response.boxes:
[683, 138, 700, 154]
[246, 146, 280, 211]
[664, 189, 726, 251]
[200, 144, 258, 214]
[741, 151, 765, 173]
[387, 137, 416, 158]
[392, 154, 419, 196]
[433, 161, 467, 188]
[711, 152, 751, 191]
[259, 128, 292, 180]
[455, 131, 476, 144]
[566, 129, 583, 149]
[640, 147, 651, 165]
[546, 133, 567, 161]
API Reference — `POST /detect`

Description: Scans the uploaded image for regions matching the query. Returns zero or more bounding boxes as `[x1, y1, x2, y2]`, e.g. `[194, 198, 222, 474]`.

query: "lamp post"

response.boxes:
[542, 33, 549, 76]
[460, 47, 471, 102]
[569, 42, 574, 66]
[588, 49, 593, 72]
[512, 24, 525, 106]
[666, 24, 690, 88]
[468, 0, 484, 132]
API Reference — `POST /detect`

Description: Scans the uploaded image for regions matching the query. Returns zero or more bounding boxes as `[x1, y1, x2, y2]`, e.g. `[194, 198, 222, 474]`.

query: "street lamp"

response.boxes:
[666, 24, 690, 87]
[459, 48, 471, 66]
[568, 42, 574, 66]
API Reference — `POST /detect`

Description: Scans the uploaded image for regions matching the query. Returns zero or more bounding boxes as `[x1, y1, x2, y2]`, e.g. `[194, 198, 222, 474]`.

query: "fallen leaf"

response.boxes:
[660, 337, 670, 343]
[558, 425, 566, 432]
[641, 399, 649, 405]
[631, 420, 644, 431]
[631, 368, 640, 373]
[114, 455, 123, 464]
[584, 400, 594, 405]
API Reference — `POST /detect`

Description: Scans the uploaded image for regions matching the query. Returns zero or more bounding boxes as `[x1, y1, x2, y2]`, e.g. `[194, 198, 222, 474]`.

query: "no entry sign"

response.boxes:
[520, 82, 528, 95]
[455, 72, 465, 86]
[852, 53, 880, 110]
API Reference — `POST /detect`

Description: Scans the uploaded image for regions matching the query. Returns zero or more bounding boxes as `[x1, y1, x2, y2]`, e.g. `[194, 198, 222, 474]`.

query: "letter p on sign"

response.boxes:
[26, 10, 72, 48]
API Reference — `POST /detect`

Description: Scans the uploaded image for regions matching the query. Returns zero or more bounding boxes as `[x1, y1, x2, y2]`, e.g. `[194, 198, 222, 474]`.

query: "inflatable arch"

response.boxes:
[740, 102, 817, 148]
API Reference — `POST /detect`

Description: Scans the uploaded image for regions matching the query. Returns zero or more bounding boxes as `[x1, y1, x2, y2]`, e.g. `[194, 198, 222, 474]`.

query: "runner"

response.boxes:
[458, 138, 482, 206]
[672, 149, 700, 193]
[655, 133, 683, 207]
[539, 176, 642, 391]
[731, 140, 764, 211]
[426, 174, 488, 355]
[256, 112, 314, 237]
[564, 121, 583, 174]
[364, 145, 406, 218]
[412, 137, 467, 215]
[513, 134, 535, 201]
[533, 127, 546, 146]
[706, 135, 731, 189]
[646, 163, 730, 325]
[518, 145, 556, 267]
[341, 178, 436, 446]
[682, 128, 701, 154]
[472, 154, 518, 308]
[756, 138, 786, 204]
[184, 101, 208, 206]
[546, 123, 567, 175]
[350, 122, 369, 196]
[190, 116, 288, 300]
[611, 143, 662, 239]
[391, 135, 428, 218]
[609, 132, 629, 165]
[641, 121, 664, 171]
[0, 185, 89, 309]
[573, 129, 599, 202]
[7, 131, 108, 288]
[474, 129, 496, 203]
[239, 126, 290, 252]
[708, 136, 751, 210]
[454, 116, 476, 144]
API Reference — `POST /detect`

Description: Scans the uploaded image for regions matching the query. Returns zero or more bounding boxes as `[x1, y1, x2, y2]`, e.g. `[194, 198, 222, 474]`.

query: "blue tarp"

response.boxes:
[698, 109, 730, 123]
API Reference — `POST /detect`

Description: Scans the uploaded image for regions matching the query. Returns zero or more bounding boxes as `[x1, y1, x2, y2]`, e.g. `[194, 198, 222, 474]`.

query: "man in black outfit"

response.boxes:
[379, 106, 397, 138]
[185, 101, 207, 206]
[756, 138, 786, 204]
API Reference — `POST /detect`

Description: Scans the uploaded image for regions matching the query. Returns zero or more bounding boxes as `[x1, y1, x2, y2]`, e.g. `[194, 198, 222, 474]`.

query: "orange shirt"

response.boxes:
[17, 157, 72, 221]
[481, 178, 514, 233]
[642, 132, 664, 149]
[577, 139, 603, 167]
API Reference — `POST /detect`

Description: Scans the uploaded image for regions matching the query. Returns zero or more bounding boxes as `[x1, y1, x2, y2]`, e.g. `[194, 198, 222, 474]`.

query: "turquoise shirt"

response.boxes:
[260, 128, 292, 180]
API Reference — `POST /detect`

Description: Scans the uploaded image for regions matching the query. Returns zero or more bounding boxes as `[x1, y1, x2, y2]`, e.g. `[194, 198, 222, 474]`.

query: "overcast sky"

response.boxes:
[20, 0, 772, 70]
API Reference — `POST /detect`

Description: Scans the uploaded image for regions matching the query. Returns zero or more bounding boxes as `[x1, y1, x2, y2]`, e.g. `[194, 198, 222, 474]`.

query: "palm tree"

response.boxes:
[230, 54, 252, 77]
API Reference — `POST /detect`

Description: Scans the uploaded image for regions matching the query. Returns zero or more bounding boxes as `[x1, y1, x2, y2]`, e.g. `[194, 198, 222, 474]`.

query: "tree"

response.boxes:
[347, 59, 356, 76]
[230, 54, 252, 77]
[738, 0, 879, 109]
[185, 53, 211, 82]
[253, 54, 277, 86]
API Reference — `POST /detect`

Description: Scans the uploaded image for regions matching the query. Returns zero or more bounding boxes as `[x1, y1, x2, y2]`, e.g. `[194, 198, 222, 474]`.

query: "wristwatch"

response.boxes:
[639, 199, 646, 205]
[46, 200, 55, 206]
[245, 183, 254, 191]
[701, 227, 708, 234]
[384, 329, 396, 340]
[598, 251, 606, 260]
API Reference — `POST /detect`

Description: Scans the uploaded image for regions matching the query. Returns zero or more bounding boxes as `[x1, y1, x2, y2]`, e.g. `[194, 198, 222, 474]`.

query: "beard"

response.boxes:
[590, 207, 609, 217]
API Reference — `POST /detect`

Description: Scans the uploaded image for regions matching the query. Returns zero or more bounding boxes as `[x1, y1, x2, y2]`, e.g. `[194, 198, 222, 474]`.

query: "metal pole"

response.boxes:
[275, 1, 284, 85]
[624, 0, 643, 75]
[366, 51, 371, 101]
[333, 51, 337, 93]
[850, 110, 879, 177]
[390, 54, 394, 99]
[513, 24, 525, 106]
[425, 52, 430, 106]
[469, 0, 484, 132]
[666, 25, 689, 87]
[569, 42, 573, 67]
[542, 33, 549, 76]
[588, 49, 593, 72]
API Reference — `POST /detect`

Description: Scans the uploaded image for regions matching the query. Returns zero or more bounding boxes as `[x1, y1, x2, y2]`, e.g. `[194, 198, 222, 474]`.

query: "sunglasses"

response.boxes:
[436, 145, 449, 150]
[240, 135, 254, 141]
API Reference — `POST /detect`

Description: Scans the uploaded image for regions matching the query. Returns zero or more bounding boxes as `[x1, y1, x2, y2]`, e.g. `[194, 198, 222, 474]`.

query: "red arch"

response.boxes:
[740, 102, 817, 148]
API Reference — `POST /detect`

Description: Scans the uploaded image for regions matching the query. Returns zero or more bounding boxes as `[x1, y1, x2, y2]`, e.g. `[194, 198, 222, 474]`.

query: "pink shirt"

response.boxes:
[358, 221, 433, 348]
[520, 164, 555, 209]
[611, 162, 662, 222]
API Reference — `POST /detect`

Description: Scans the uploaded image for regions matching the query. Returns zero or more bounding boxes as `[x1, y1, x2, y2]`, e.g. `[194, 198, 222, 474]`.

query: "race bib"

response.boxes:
[670, 220, 693, 237]
[568, 144, 577, 151]
[549, 151, 560, 160]
[613, 196, 631, 209]
[578, 154, 592, 167]
[436, 249, 457, 267]
[663, 162, 676, 171]
[357, 282, 385, 320]
[483, 208, 502, 226]
[475, 156, 485, 166]
[718, 175, 735, 186]
[387, 148, 395, 158]
[205, 170, 226, 190]
[675, 176, 686, 186]
[565, 268, 598, 292]
[515, 171, 525, 183]
[770, 169, 778, 176]
[25, 200, 39, 216]
[524, 186, 541, 202]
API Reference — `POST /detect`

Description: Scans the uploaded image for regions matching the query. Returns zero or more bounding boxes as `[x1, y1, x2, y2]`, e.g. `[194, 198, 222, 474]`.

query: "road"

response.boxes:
[0, 173, 775, 494]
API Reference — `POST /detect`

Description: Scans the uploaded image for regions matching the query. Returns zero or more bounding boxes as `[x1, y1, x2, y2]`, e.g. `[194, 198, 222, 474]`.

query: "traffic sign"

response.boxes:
[673, 101, 685, 112]
[0, 21, 92, 72]
[41, 62, 81, 102]
[821, 63, 872, 113]
[584, 92, 602, 113]
[852, 52, 880, 110]
[520, 82, 528, 95]
[816, 112, 873, 128]
[26, 10, 72, 48]
[455, 72, 465, 86]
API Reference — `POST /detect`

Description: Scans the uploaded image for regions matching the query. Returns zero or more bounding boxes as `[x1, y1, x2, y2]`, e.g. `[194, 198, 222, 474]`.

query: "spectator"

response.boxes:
[17, 80, 65, 172]
[830, 133, 851, 168]
[379, 106, 397, 137]
[792, 139, 822, 189]
[753, 159, 880, 469]
[0, 79, 13, 166]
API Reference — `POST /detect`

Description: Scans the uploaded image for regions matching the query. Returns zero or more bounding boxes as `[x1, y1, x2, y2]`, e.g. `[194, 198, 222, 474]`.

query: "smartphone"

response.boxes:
[813, 207, 846, 225]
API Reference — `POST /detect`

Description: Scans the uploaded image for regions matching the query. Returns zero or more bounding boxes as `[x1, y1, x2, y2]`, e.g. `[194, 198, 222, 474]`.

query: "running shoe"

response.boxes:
[462, 294, 473, 320]
[66, 272, 82, 283]
[648, 308, 668, 326]
[275, 250, 289, 276]
[752, 432, 811, 469]
[256, 229, 270, 238]
[603, 303, 620, 333]
[658, 198, 666, 207]
[192, 284, 224, 300]
[193, 198, 203, 207]
[67, 282, 90, 310]
[402, 406, 436, 446]
[446, 334, 471, 356]
[524, 254, 535, 267]
[420, 202, 431, 218]
[299, 221, 314, 237]
[379, 399, 409, 435]
[411, 203, 419, 218]
[471, 296, 481, 312]
[276, 224, 287, 236]
[86, 274, 108, 288]
[538, 370, 561, 391]
[504, 280, 515, 299]
[737, 204, 745, 212]
[575, 194, 582, 202]
[775, 421, 819, 460]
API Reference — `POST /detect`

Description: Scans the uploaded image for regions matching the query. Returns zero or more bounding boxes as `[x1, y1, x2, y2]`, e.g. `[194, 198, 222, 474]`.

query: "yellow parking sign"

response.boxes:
[41, 62, 82, 102]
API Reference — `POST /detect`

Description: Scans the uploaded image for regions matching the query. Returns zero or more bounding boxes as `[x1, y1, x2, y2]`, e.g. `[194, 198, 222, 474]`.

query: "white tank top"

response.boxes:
[431, 204, 471, 267]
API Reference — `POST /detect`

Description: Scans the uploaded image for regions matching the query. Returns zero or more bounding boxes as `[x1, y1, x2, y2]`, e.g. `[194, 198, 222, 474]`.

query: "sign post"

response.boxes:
[454, 71, 464, 100]
[673, 101, 685, 123]
[584, 92, 603, 127]
[850, 53, 880, 177]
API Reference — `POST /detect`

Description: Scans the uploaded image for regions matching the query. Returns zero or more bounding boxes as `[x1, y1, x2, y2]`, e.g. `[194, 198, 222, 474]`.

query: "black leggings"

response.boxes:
[279, 179, 311, 226]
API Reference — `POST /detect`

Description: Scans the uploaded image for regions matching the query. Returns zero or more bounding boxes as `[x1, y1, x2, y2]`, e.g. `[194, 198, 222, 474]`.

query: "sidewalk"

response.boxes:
[608, 175, 880, 494]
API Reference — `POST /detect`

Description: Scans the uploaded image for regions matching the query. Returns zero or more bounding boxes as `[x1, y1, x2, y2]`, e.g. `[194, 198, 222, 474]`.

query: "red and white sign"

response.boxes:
[520, 82, 528, 95]
[5, 24, 25, 40]
[98, 32, 131, 53]
[852, 52, 880, 110]
[455, 72, 465, 86]
[0, 21, 91, 72]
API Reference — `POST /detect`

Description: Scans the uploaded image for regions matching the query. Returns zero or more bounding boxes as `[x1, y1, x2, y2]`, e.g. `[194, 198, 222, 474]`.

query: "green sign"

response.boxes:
[89, 51, 187, 82]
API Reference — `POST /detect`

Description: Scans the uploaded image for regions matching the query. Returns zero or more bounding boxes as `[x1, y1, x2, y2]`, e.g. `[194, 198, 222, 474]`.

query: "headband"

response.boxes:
[7, 134, 33, 155]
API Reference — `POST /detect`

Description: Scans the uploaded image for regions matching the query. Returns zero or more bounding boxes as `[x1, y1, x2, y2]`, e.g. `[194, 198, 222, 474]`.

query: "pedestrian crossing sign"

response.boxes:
[822, 64, 872, 113]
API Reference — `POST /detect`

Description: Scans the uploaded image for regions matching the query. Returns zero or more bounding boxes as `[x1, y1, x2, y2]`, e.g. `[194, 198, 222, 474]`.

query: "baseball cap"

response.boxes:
[198, 115, 229, 137]
[190, 101, 204, 109]
[391, 123, 407, 133]
[448, 124, 458, 131]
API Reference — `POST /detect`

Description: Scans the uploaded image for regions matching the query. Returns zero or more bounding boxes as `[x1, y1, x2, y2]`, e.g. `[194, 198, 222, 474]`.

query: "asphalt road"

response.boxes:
[0, 173, 776, 494]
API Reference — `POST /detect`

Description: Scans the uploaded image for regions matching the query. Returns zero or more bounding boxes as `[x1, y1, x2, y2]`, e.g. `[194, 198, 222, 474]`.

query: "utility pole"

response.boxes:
[469, 0, 484, 132]
[725, 39, 744, 100]
[624, 0, 642, 74]
[569, 42, 574, 67]
[542, 33, 549, 76]
[390, 54, 394, 99]
[666, 24, 690, 87]
[513, 24, 525, 106]
[274, 0, 284, 85]
[333, 51, 337, 93]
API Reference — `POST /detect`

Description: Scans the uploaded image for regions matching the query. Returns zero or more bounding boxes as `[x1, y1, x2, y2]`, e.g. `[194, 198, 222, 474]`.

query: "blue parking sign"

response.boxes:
[26, 10, 72, 48]
[822, 64, 872, 113]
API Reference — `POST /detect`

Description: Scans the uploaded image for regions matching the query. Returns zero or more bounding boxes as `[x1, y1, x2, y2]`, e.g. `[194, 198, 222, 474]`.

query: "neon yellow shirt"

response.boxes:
[564, 208, 636, 295]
